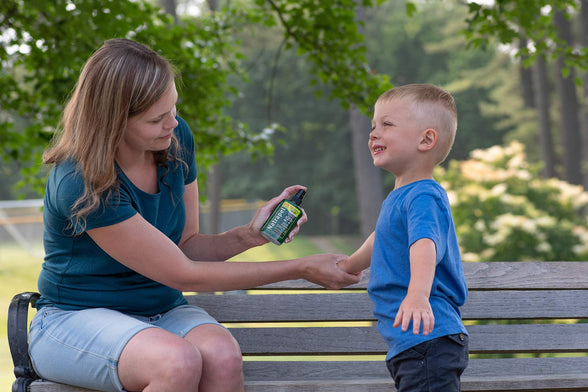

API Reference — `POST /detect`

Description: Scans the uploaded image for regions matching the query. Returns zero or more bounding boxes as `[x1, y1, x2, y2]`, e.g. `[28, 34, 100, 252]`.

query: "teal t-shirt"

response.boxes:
[36, 117, 196, 316]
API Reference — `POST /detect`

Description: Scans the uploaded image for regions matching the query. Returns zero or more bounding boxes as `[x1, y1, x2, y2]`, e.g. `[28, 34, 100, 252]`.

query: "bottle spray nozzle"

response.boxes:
[290, 189, 306, 206]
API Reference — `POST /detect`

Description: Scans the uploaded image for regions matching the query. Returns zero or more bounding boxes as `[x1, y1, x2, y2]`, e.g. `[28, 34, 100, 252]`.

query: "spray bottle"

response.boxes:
[260, 189, 306, 245]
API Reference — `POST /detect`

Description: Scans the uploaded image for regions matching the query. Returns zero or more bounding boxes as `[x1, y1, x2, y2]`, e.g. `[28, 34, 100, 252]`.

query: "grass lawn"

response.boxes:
[0, 235, 358, 391]
[0, 245, 43, 391]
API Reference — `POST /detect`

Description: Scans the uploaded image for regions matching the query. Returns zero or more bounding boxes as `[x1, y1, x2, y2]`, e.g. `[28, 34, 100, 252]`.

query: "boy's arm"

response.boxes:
[338, 231, 374, 274]
[394, 238, 436, 335]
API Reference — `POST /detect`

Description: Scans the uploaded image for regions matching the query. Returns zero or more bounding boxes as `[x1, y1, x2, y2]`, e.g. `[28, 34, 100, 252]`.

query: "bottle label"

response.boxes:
[261, 201, 302, 244]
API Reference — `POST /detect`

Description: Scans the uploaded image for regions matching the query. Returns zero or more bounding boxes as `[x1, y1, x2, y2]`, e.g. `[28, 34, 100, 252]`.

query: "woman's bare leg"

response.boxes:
[184, 324, 244, 392]
[118, 327, 202, 391]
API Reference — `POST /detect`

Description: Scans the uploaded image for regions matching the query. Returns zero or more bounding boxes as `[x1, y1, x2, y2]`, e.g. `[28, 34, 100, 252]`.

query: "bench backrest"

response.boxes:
[12, 261, 588, 392]
[186, 261, 588, 357]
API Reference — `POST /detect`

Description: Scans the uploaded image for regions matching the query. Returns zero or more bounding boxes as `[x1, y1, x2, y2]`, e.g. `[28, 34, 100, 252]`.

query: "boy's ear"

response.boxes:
[418, 128, 437, 152]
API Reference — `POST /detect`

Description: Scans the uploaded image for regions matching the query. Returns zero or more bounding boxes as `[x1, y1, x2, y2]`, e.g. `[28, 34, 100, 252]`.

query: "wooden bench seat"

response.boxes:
[9, 261, 588, 391]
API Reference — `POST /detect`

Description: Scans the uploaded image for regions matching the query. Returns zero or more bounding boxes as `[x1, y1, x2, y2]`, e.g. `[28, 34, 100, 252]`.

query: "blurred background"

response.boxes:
[2, 0, 588, 390]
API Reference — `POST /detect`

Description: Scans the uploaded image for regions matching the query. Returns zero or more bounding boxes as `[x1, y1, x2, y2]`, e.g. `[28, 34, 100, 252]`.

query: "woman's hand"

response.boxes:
[299, 253, 362, 289]
[247, 185, 308, 245]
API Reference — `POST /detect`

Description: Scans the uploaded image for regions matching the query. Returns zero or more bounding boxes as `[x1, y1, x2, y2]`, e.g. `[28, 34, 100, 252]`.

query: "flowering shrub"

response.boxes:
[435, 142, 588, 261]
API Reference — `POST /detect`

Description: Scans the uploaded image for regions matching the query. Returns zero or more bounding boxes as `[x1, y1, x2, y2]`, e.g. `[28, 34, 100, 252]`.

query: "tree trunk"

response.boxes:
[518, 37, 535, 109]
[580, 0, 588, 187]
[533, 55, 556, 178]
[208, 162, 222, 234]
[350, 2, 384, 238]
[160, 0, 177, 22]
[349, 106, 384, 237]
[553, 10, 583, 185]
[205, 0, 223, 234]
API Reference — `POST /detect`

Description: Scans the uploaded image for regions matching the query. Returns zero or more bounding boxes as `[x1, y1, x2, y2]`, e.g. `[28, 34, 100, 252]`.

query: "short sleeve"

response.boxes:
[49, 163, 137, 235]
[81, 190, 138, 233]
[406, 193, 449, 263]
[174, 116, 197, 184]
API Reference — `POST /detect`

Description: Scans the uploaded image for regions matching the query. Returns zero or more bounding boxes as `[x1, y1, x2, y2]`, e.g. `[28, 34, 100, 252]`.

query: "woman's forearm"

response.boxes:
[179, 225, 263, 261]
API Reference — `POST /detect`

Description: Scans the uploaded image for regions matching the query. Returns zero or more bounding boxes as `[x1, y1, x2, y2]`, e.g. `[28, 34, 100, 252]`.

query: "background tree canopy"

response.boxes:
[1, 0, 587, 240]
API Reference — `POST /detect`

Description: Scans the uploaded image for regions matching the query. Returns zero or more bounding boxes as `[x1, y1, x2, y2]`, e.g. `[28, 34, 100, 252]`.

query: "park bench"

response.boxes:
[8, 261, 588, 391]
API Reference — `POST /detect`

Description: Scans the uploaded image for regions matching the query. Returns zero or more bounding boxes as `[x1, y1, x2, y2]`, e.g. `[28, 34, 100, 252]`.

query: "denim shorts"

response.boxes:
[28, 304, 223, 392]
[386, 333, 469, 392]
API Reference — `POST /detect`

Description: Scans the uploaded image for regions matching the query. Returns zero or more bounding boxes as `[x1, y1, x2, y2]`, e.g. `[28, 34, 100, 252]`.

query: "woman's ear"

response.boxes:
[418, 128, 438, 152]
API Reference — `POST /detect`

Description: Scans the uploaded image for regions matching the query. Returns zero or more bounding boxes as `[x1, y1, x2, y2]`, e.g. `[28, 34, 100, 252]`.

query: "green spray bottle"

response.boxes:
[260, 189, 306, 245]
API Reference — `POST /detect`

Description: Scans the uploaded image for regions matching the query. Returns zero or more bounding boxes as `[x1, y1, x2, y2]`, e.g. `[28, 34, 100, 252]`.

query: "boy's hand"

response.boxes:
[302, 254, 362, 289]
[393, 294, 435, 335]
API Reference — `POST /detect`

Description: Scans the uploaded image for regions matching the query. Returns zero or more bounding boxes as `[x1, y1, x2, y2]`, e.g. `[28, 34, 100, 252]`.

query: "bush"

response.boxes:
[435, 142, 588, 261]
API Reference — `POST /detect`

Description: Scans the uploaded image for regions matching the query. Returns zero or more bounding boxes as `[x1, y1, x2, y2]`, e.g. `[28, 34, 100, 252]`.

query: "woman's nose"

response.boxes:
[165, 113, 179, 129]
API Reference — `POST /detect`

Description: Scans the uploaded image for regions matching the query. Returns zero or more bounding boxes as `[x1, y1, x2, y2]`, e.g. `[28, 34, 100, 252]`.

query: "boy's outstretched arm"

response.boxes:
[394, 238, 436, 335]
[338, 231, 375, 274]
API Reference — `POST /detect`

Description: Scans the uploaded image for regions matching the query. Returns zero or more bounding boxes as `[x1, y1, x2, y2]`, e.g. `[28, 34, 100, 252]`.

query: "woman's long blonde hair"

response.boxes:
[43, 38, 178, 229]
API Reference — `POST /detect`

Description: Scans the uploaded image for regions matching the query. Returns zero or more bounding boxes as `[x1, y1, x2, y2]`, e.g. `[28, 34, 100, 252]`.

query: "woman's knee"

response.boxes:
[187, 325, 243, 379]
[161, 338, 204, 378]
[210, 335, 243, 374]
[119, 328, 204, 390]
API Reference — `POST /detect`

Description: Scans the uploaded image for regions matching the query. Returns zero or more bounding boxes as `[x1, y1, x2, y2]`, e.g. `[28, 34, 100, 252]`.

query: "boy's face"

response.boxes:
[370, 98, 423, 175]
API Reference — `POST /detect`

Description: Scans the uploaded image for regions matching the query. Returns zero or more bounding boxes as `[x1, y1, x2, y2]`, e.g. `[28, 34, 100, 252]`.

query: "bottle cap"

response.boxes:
[290, 189, 306, 206]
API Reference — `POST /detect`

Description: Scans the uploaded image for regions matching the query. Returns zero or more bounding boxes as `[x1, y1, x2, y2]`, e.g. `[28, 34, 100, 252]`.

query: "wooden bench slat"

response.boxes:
[462, 261, 588, 290]
[467, 323, 588, 353]
[230, 323, 587, 355]
[241, 356, 588, 381]
[29, 381, 101, 392]
[188, 289, 588, 322]
[244, 379, 393, 392]
[233, 326, 386, 355]
[257, 261, 588, 290]
[187, 293, 376, 322]
[462, 289, 588, 319]
[29, 357, 588, 392]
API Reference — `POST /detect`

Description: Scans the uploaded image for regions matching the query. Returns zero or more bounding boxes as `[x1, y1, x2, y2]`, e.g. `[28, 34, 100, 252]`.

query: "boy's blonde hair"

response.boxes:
[377, 83, 457, 164]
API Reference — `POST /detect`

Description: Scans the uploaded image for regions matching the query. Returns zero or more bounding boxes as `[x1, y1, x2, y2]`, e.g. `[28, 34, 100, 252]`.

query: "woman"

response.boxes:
[28, 38, 360, 392]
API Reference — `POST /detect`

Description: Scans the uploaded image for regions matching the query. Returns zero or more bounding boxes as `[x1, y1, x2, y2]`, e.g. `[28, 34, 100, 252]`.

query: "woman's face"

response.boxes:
[122, 82, 179, 155]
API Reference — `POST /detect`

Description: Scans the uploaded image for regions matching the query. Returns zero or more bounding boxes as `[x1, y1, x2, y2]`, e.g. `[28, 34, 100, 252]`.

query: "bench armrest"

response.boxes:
[8, 292, 41, 391]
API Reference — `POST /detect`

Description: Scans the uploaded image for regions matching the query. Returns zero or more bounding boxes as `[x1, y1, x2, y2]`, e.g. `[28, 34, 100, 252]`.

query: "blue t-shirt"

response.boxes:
[367, 179, 468, 360]
[36, 117, 196, 316]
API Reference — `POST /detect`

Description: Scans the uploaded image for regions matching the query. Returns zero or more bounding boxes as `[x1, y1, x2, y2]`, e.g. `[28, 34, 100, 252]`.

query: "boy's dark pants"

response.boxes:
[386, 333, 469, 392]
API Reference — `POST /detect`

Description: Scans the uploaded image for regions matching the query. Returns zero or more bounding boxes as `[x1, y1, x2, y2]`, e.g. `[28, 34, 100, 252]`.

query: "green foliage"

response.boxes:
[436, 142, 588, 261]
[221, 0, 519, 235]
[365, 0, 510, 162]
[0, 0, 266, 191]
[0, 0, 389, 194]
[464, 0, 588, 73]
[247, 0, 391, 112]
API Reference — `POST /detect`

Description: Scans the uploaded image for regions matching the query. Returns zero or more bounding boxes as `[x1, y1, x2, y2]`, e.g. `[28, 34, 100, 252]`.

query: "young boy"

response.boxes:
[338, 84, 469, 391]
